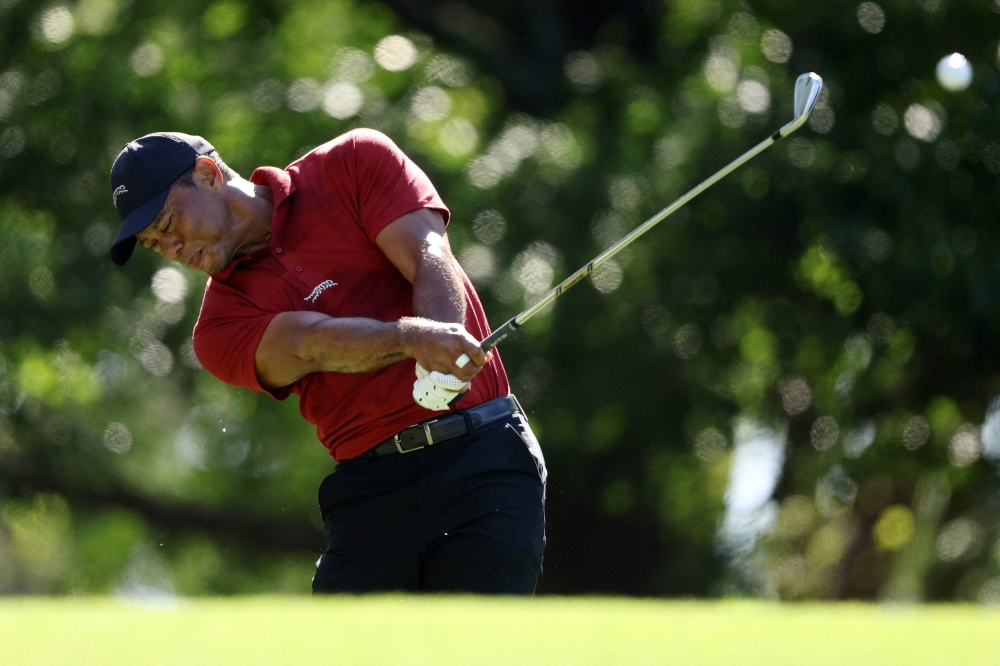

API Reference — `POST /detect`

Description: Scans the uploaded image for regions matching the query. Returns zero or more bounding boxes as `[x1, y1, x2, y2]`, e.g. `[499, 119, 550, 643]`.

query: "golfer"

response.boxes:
[108, 129, 546, 594]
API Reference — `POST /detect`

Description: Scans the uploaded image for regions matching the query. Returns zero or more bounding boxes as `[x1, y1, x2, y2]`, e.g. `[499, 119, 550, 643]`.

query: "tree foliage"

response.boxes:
[2, 0, 1000, 601]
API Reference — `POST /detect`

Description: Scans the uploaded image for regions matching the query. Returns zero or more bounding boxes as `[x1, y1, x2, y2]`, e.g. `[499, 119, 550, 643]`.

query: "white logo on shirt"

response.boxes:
[304, 280, 337, 303]
[112, 184, 128, 206]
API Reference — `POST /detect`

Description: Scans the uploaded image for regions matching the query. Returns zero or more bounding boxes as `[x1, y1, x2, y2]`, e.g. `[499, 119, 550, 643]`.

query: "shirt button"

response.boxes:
[274, 247, 282, 254]
[295, 266, 302, 272]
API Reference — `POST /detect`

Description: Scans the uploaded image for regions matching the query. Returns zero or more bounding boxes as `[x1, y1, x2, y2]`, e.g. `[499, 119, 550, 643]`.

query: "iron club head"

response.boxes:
[793, 72, 824, 120]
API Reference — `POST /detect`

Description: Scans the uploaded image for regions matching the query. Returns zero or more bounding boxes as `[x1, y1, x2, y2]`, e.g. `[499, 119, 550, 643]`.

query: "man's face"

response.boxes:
[135, 159, 235, 274]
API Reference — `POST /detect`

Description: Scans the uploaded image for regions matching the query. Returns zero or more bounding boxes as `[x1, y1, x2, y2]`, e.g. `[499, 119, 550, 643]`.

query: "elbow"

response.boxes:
[294, 318, 332, 367]
[254, 311, 329, 387]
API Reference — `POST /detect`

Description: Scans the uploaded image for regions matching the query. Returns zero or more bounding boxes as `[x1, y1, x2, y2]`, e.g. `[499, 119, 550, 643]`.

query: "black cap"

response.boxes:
[109, 132, 215, 265]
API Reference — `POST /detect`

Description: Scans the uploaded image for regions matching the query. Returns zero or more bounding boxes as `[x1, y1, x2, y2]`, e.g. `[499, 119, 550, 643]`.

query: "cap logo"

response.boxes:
[112, 184, 128, 206]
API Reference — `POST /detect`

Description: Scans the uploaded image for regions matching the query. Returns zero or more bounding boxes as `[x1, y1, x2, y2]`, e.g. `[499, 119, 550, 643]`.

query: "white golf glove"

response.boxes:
[412, 360, 470, 411]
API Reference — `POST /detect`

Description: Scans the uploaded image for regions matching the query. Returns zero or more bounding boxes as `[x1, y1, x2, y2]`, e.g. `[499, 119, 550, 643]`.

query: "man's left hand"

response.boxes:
[413, 362, 467, 411]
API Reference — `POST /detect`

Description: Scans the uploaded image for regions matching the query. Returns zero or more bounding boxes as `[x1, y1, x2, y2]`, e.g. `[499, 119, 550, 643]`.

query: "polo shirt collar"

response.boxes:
[210, 166, 296, 282]
[250, 166, 296, 210]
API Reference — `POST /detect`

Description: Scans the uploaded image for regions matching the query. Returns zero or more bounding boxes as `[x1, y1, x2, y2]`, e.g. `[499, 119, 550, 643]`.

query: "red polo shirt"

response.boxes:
[192, 129, 509, 460]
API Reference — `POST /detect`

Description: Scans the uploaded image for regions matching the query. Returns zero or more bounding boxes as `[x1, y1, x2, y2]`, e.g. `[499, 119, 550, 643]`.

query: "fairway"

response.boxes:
[1, 596, 997, 665]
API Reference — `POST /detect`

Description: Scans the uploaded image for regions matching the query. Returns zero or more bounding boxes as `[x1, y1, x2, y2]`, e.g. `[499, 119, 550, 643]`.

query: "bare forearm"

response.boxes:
[297, 316, 411, 373]
[256, 312, 411, 387]
[412, 251, 466, 324]
[373, 208, 466, 324]
[373, 207, 486, 378]
[256, 311, 487, 389]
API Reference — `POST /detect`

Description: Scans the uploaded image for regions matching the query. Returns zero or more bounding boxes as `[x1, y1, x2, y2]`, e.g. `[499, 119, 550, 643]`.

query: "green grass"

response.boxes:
[2, 596, 998, 665]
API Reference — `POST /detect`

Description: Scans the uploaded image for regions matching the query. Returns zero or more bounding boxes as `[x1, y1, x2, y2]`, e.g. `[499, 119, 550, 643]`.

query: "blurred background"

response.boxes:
[1, 0, 1000, 602]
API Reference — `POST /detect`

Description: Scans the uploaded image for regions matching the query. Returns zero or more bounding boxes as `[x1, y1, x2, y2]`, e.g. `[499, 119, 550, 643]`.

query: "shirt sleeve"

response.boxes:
[344, 128, 450, 243]
[192, 280, 292, 401]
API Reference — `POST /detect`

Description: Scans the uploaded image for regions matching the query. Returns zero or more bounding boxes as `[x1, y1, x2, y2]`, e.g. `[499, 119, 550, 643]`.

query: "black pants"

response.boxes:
[312, 411, 546, 594]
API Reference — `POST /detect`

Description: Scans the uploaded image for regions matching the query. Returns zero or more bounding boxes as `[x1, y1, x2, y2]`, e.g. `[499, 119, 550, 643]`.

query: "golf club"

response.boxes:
[438, 72, 824, 388]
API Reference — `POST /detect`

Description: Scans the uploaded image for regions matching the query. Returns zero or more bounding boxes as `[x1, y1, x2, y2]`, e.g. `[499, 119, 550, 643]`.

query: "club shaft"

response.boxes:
[480, 115, 809, 354]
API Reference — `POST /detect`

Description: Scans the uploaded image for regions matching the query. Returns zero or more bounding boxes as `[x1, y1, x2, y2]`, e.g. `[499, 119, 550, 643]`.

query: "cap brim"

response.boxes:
[110, 185, 172, 265]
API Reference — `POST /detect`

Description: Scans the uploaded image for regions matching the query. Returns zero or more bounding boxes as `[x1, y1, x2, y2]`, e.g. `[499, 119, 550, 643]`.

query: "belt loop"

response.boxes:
[460, 410, 476, 436]
[422, 421, 434, 446]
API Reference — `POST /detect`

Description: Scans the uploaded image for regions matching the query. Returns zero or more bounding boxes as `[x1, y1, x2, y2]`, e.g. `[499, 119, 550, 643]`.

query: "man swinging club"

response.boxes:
[108, 129, 546, 594]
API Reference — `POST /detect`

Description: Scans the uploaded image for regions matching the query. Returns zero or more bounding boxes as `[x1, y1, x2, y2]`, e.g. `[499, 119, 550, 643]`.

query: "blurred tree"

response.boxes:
[2, 0, 1000, 601]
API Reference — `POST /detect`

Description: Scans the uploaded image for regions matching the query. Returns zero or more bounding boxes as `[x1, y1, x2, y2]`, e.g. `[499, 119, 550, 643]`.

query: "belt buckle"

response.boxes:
[393, 418, 438, 454]
[393, 433, 422, 454]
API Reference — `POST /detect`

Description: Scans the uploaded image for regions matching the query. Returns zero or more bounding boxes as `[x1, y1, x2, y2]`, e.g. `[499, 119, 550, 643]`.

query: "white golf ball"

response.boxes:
[936, 53, 973, 92]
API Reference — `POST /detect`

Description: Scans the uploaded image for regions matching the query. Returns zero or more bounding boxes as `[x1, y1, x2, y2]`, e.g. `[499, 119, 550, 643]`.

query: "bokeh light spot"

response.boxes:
[843, 422, 876, 459]
[704, 46, 739, 92]
[807, 522, 852, 570]
[779, 377, 812, 415]
[949, 424, 981, 466]
[564, 51, 602, 92]
[140, 340, 173, 377]
[151, 267, 188, 304]
[322, 81, 363, 119]
[857, 2, 886, 34]
[979, 577, 1000, 606]
[411, 86, 452, 122]
[252, 79, 285, 113]
[472, 210, 506, 244]
[130, 42, 164, 78]
[0, 126, 26, 157]
[425, 54, 471, 87]
[591, 260, 623, 294]
[861, 227, 893, 262]
[694, 427, 727, 462]
[810, 416, 839, 451]
[936, 518, 981, 562]
[873, 505, 915, 551]
[760, 29, 792, 63]
[736, 80, 770, 114]
[787, 138, 815, 168]
[655, 134, 687, 170]
[374, 35, 417, 72]
[202, 1, 246, 39]
[286, 78, 322, 112]
[438, 117, 478, 157]
[903, 103, 943, 142]
[458, 244, 495, 283]
[808, 106, 835, 134]
[718, 98, 746, 128]
[37, 6, 75, 45]
[871, 103, 898, 135]
[674, 323, 703, 359]
[331, 47, 374, 83]
[511, 241, 559, 304]
[28, 267, 55, 300]
[102, 422, 133, 454]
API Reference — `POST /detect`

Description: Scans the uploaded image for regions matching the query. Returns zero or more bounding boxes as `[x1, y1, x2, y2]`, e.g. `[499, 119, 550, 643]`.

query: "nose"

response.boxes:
[159, 236, 184, 261]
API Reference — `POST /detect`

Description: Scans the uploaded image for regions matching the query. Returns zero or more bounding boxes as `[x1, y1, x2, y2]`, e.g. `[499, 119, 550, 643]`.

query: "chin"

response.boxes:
[204, 251, 234, 274]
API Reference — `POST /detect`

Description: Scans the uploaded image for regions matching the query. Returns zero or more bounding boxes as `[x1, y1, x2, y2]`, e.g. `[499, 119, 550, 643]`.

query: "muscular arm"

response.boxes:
[253, 208, 487, 390]
[376, 208, 489, 376]
[375, 208, 465, 324]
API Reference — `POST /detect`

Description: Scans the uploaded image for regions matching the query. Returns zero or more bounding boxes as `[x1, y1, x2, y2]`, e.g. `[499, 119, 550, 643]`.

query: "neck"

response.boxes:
[228, 179, 274, 258]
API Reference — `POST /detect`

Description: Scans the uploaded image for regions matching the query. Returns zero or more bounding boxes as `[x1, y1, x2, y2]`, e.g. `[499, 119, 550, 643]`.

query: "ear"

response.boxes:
[192, 156, 224, 193]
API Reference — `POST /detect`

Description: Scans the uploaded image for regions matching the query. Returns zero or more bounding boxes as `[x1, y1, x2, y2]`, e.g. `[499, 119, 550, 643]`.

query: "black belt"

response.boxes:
[366, 395, 520, 456]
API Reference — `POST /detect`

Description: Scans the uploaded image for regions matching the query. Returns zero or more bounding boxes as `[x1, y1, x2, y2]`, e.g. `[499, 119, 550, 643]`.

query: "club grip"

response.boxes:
[481, 318, 519, 352]
[452, 318, 521, 368]
[453, 318, 521, 367]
